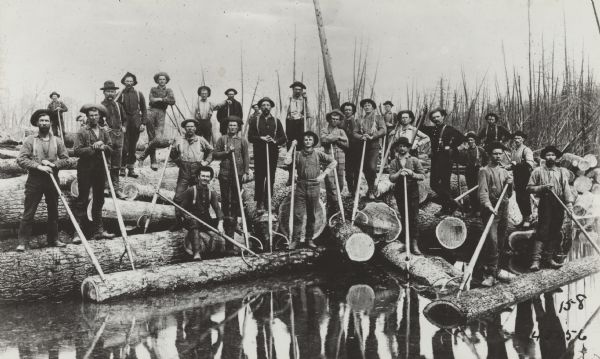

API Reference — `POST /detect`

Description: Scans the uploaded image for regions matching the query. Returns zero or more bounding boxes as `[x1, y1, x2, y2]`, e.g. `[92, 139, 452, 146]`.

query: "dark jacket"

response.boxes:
[74, 125, 113, 171]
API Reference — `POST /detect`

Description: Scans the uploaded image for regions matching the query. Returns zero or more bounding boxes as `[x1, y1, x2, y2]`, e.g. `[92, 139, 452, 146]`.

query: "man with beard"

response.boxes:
[320, 109, 348, 217]
[181, 166, 225, 260]
[216, 88, 243, 135]
[283, 81, 313, 185]
[139, 72, 176, 170]
[169, 118, 214, 231]
[16, 109, 70, 251]
[508, 130, 535, 228]
[47, 91, 68, 137]
[247, 97, 286, 211]
[341, 102, 358, 193]
[477, 112, 511, 147]
[527, 145, 574, 271]
[419, 108, 465, 216]
[117, 72, 147, 178]
[73, 105, 115, 243]
[99, 80, 127, 199]
[352, 98, 386, 199]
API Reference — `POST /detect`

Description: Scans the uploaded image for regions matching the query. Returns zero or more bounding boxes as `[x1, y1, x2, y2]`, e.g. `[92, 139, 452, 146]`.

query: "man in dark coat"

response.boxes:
[283, 81, 313, 185]
[459, 131, 488, 214]
[117, 72, 147, 178]
[99, 80, 126, 198]
[341, 102, 358, 194]
[47, 91, 68, 138]
[216, 88, 243, 135]
[477, 112, 511, 147]
[508, 130, 535, 228]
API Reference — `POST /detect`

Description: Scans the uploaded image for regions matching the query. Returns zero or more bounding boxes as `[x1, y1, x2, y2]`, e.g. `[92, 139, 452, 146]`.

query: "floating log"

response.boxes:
[329, 221, 376, 262]
[423, 255, 600, 328]
[81, 248, 327, 302]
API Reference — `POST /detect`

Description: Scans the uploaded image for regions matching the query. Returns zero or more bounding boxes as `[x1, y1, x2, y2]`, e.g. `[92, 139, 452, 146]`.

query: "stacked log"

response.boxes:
[0, 157, 78, 178]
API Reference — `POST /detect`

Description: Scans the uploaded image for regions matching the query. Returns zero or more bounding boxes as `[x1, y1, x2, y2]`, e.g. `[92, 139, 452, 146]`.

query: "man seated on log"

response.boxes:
[181, 166, 225, 260]
[419, 108, 465, 216]
[247, 97, 287, 212]
[170, 118, 213, 231]
[73, 104, 115, 243]
[507, 130, 535, 229]
[320, 109, 348, 217]
[47, 91, 68, 137]
[341, 102, 359, 194]
[352, 98, 386, 199]
[459, 131, 488, 216]
[388, 137, 425, 255]
[527, 145, 574, 271]
[476, 141, 514, 287]
[284, 131, 336, 249]
[213, 116, 250, 241]
[477, 112, 511, 147]
[16, 109, 70, 251]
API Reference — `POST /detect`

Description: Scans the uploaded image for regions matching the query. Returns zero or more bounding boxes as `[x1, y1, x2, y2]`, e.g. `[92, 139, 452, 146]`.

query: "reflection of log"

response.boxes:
[424, 255, 600, 328]
[81, 248, 327, 302]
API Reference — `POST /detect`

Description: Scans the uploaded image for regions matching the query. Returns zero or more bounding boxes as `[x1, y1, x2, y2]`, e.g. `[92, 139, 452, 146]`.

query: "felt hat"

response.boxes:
[30, 109, 52, 126]
[100, 80, 119, 91]
[465, 131, 478, 140]
[383, 101, 394, 107]
[325, 109, 344, 122]
[341, 102, 357, 115]
[257, 97, 275, 107]
[197, 85, 211, 97]
[225, 115, 243, 127]
[397, 110, 415, 123]
[224, 88, 238, 95]
[153, 72, 170, 84]
[198, 165, 215, 180]
[540, 145, 562, 159]
[121, 72, 138, 86]
[360, 98, 376, 108]
[485, 141, 509, 154]
[181, 118, 199, 128]
[512, 130, 528, 139]
[302, 130, 319, 146]
[49, 91, 60, 99]
[390, 137, 412, 153]
[80, 103, 108, 117]
[289, 81, 306, 90]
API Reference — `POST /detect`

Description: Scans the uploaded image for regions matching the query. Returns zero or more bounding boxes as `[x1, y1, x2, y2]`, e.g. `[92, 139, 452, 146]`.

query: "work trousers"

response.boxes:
[292, 181, 320, 244]
[122, 116, 142, 169]
[531, 196, 565, 261]
[478, 202, 509, 274]
[393, 180, 421, 244]
[285, 119, 305, 150]
[253, 144, 279, 208]
[108, 130, 124, 189]
[173, 162, 202, 221]
[185, 218, 223, 255]
[465, 165, 480, 211]
[75, 168, 106, 233]
[51, 117, 65, 138]
[18, 172, 59, 246]
[514, 167, 532, 220]
[218, 175, 242, 218]
[325, 163, 345, 217]
[345, 143, 360, 194]
[363, 147, 379, 191]
[430, 152, 455, 210]
[146, 108, 169, 164]
[196, 120, 213, 144]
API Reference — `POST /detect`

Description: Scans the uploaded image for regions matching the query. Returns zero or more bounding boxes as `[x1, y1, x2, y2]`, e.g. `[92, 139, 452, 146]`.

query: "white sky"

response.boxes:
[1, 0, 599, 119]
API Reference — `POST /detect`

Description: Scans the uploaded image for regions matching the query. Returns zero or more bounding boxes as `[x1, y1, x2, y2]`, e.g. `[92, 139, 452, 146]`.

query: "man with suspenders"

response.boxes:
[284, 81, 312, 185]
[117, 72, 148, 178]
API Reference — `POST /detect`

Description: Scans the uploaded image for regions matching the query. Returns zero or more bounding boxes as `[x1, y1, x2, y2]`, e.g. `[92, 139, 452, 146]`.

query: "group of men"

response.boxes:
[17, 77, 576, 285]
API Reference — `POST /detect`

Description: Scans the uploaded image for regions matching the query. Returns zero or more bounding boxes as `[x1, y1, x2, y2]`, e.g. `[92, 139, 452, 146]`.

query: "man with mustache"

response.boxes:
[341, 102, 359, 194]
[216, 88, 244, 135]
[99, 80, 126, 199]
[508, 130, 535, 228]
[477, 112, 511, 147]
[283, 81, 313, 186]
[16, 109, 70, 251]
[117, 72, 147, 178]
[46, 91, 68, 137]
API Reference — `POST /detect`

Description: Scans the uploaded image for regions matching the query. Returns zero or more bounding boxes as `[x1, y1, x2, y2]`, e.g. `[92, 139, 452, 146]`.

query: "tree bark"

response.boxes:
[0, 158, 78, 178]
[329, 221, 375, 262]
[312, 0, 340, 109]
[70, 166, 179, 196]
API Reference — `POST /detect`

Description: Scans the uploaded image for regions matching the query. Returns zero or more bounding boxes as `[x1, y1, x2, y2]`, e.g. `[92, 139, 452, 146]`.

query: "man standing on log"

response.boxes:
[477, 112, 511, 147]
[16, 109, 70, 251]
[284, 132, 336, 248]
[216, 88, 243, 136]
[170, 118, 214, 231]
[213, 116, 250, 239]
[283, 81, 312, 186]
[527, 145, 574, 271]
[419, 108, 465, 216]
[508, 130, 535, 228]
[99, 80, 127, 199]
[139, 72, 176, 170]
[73, 105, 115, 243]
[352, 98, 386, 199]
[117, 72, 147, 178]
[388, 137, 425, 254]
[459, 131, 488, 215]
[193, 85, 221, 144]
[47, 91, 68, 137]
[320, 109, 348, 217]
[389, 110, 430, 156]
[341, 102, 358, 194]
[382, 101, 396, 135]
[248, 97, 286, 211]
[181, 166, 225, 260]
[477, 141, 514, 287]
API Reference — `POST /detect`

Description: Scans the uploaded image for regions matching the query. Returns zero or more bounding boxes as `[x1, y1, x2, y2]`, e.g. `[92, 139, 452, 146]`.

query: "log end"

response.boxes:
[346, 284, 375, 312]
[423, 299, 464, 328]
[81, 277, 100, 303]
[436, 217, 467, 249]
[122, 183, 140, 201]
[345, 233, 375, 262]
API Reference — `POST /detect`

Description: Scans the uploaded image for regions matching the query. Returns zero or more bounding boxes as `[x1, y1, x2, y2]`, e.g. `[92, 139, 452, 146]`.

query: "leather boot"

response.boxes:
[72, 216, 85, 244]
[150, 152, 158, 171]
[541, 241, 563, 269]
[169, 217, 184, 232]
[92, 221, 116, 240]
[529, 240, 543, 272]
[410, 238, 422, 255]
[127, 168, 139, 178]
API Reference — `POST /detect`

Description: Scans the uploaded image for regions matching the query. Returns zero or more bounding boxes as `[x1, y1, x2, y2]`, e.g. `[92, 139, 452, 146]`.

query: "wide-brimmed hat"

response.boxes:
[153, 72, 170, 84]
[224, 88, 238, 95]
[100, 80, 119, 91]
[465, 131, 478, 140]
[289, 81, 306, 90]
[257, 97, 275, 107]
[198, 165, 215, 180]
[540, 145, 562, 159]
[397, 110, 415, 123]
[80, 103, 108, 117]
[485, 141, 509, 154]
[302, 131, 319, 146]
[225, 115, 243, 127]
[30, 109, 52, 126]
[341, 102, 357, 115]
[383, 101, 393, 107]
[325, 109, 344, 122]
[390, 137, 412, 153]
[181, 118, 199, 128]
[197, 85, 211, 97]
[49, 91, 60, 99]
[360, 98, 376, 108]
[512, 130, 528, 139]
[121, 72, 138, 86]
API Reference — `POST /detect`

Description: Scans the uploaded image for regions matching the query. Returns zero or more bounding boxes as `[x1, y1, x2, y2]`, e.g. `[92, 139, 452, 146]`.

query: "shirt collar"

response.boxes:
[302, 147, 314, 155]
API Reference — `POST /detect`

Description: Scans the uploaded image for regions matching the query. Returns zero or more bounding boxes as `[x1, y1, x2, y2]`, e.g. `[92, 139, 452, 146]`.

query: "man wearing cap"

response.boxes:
[419, 108, 466, 216]
[181, 165, 225, 260]
[216, 88, 244, 135]
[527, 145, 574, 271]
[284, 132, 336, 248]
[352, 98, 386, 199]
[73, 104, 115, 242]
[509, 130, 535, 228]
[388, 137, 425, 255]
[389, 110, 430, 155]
[47, 91, 68, 137]
[117, 72, 147, 178]
[283, 81, 313, 185]
[477, 112, 511, 147]
[140, 72, 176, 170]
[477, 141, 514, 287]
[99, 80, 127, 199]
[248, 97, 287, 211]
[170, 118, 214, 231]
[213, 116, 250, 240]
[341, 102, 359, 193]
[459, 131, 488, 214]
[320, 109, 348, 216]
[16, 109, 70, 251]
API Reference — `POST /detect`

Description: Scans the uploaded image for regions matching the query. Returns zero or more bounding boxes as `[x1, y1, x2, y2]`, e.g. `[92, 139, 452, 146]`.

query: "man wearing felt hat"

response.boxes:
[47, 91, 69, 138]
[117, 72, 148, 178]
[15, 109, 70, 251]
[458, 131, 488, 215]
[320, 109, 348, 217]
[477, 112, 511, 147]
[216, 88, 244, 136]
[141, 72, 176, 170]
[100, 80, 127, 199]
[382, 100, 397, 134]
[169, 118, 214, 231]
[341, 101, 359, 194]
[283, 81, 313, 186]
[192, 85, 227, 144]
[508, 130, 536, 228]
[527, 145, 574, 271]
[284, 131, 336, 248]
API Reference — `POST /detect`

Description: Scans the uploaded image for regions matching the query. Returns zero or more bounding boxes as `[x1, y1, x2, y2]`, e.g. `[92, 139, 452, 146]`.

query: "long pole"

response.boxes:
[331, 144, 345, 222]
[375, 135, 391, 187]
[403, 176, 411, 262]
[352, 141, 367, 224]
[232, 150, 250, 248]
[454, 185, 479, 202]
[458, 184, 510, 296]
[313, 0, 340, 109]
[56, 109, 65, 139]
[48, 173, 106, 280]
[101, 152, 135, 270]
[288, 146, 297, 240]
[266, 142, 274, 252]
[143, 143, 173, 233]
[550, 190, 600, 254]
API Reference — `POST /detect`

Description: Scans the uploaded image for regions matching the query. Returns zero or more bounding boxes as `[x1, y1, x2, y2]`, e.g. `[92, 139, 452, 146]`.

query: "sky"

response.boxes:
[1, 0, 599, 122]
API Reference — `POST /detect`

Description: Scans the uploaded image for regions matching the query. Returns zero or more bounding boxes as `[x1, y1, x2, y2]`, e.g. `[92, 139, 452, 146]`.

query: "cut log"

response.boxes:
[574, 176, 593, 194]
[122, 182, 176, 202]
[423, 255, 600, 328]
[0, 148, 19, 158]
[584, 153, 598, 168]
[0, 158, 78, 178]
[560, 152, 591, 172]
[81, 248, 327, 302]
[329, 221, 376, 262]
